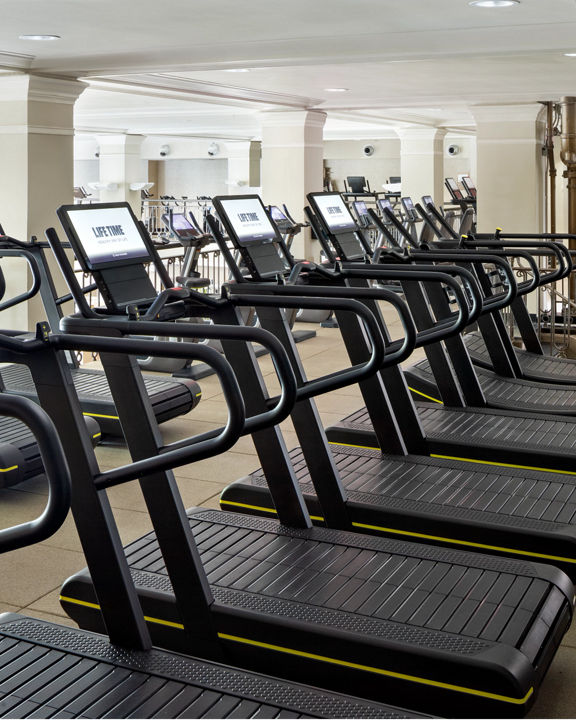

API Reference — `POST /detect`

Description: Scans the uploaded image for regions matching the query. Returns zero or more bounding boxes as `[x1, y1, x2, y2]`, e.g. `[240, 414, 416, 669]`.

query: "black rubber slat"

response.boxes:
[0, 615, 422, 719]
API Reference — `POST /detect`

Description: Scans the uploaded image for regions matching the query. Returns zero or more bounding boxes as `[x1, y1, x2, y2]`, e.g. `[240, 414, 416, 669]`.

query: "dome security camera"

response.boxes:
[447, 144, 460, 156]
[208, 142, 220, 157]
[159, 144, 171, 158]
[363, 144, 375, 157]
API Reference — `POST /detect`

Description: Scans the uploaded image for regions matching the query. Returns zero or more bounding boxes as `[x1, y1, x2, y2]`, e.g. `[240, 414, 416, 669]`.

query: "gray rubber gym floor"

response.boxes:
[0, 317, 574, 718]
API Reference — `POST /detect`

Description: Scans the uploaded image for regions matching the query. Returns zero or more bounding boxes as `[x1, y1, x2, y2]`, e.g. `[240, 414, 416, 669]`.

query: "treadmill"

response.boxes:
[382, 200, 576, 416]
[417, 198, 576, 387]
[424, 198, 576, 385]
[208, 195, 576, 581]
[302, 191, 576, 476]
[45, 202, 572, 717]
[0, 230, 201, 440]
[0, 348, 415, 720]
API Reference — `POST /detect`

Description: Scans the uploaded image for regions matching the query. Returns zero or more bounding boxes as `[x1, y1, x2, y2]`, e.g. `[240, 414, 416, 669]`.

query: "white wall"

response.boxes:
[443, 134, 477, 200]
[323, 139, 400, 192]
[158, 158, 228, 198]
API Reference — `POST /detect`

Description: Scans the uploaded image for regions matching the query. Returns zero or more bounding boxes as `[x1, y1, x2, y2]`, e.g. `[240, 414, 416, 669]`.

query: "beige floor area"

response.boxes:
[0, 317, 575, 718]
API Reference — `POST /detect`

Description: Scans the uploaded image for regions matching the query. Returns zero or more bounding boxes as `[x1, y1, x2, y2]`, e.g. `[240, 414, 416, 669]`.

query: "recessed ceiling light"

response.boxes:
[325, 88, 349, 93]
[564, 53, 576, 57]
[469, 0, 519, 6]
[224, 68, 250, 73]
[18, 34, 61, 41]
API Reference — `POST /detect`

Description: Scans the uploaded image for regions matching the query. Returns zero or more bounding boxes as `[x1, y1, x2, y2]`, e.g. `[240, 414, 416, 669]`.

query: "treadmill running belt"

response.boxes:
[221, 446, 576, 576]
[464, 332, 576, 383]
[0, 364, 201, 437]
[60, 509, 572, 716]
[0, 616, 417, 719]
[406, 356, 576, 414]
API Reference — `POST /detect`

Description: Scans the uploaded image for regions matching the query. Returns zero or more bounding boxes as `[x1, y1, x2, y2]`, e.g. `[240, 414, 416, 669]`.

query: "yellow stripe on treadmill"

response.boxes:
[0, 465, 17, 472]
[408, 387, 444, 404]
[218, 633, 533, 706]
[57, 595, 533, 706]
[351, 522, 576, 565]
[431, 454, 576, 477]
[82, 412, 120, 420]
[219, 500, 325, 523]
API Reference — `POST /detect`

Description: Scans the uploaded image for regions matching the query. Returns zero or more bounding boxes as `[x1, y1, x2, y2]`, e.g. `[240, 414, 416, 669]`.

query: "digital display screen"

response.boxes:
[218, 197, 277, 244]
[402, 197, 414, 211]
[63, 205, 150, 267]
[270, 206, 288, 222]
[446, 178, 463, 199]
[163, 212, 199, 238]
[353, 201, 369, 216]
[310, 193, 357, 232]
[378, 198, 393, 213]
[422, 195, 433, 205]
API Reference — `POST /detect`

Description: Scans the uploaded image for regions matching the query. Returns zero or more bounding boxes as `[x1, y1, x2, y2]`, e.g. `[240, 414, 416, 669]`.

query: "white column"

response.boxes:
[260, 110, 326, 259]
[397, 127, 447, 206]
[0, 72, 86, 330]
[226, 141, 256, 193]
[97, 134, 146, 218]
[472, 104, 546, 233]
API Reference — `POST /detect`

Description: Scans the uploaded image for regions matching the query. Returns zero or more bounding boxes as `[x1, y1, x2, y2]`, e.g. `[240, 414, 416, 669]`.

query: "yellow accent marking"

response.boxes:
[92, 433, 102, 440]
[328, 441, 379, 451]
[82, 412, 120, 420]
[60, 596, 186, 629]
[60, 597, 533, 704]
[218, 633, 533, 706]
[351, 522, 576, 565]
[219, 500, 324, 522]
[60, 596, 100, 610]
[408, 387, 444, 404]
[195, 392, 202, 398]
[431, 454, 576, 477]
[0, 465, 17, 473]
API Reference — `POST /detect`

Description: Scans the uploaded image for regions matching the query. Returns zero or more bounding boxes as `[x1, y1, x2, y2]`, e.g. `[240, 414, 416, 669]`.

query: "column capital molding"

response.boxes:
[96, 133, 145, 153]
[471, 103, 545, 125]
[0, 73, 87, 104]
[259, 109, 327, 130]
[396, 126, 448, 141]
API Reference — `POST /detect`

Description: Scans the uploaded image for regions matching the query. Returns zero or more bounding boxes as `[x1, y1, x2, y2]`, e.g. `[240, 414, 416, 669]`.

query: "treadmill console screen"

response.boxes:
[216, 197, 278, 246]
[421, 195, 434, 206]
[353, 200, 369, 217]
[58, 203, 152, 271]
[461, 176, 477, 198]
[445, 178, 463, 201]
[162, 212, 199, 241]
[378, 198, 393, 213]
[308, 193, 358, 233]
[270, 206, 288, 222]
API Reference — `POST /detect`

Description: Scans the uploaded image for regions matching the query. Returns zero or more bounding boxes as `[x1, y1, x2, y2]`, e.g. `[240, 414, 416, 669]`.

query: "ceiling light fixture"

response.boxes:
[224, 68, 250, 73]
[564, 53, 576, 57]
[325, 88, 349, 93]
[469, 0, 520, 7]
[18, 34, 61, 41]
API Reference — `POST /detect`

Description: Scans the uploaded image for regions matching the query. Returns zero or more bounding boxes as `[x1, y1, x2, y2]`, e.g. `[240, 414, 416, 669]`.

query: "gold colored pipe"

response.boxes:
[560, 96, 576, 250]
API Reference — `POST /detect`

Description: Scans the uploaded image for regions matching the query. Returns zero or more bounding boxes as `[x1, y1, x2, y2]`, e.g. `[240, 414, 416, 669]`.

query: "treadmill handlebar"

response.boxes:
[337, 264, 474, 346]
[409, 249, 519, 313]
[0, 393, 70, 552]
[0, 247, 42, 312]
[463, 236, 572, 286]
[59, 316, 297, 444]
[227, 287, 396, 396]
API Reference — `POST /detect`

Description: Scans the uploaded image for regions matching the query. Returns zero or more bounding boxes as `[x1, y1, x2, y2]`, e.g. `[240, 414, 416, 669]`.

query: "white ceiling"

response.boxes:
[2, 0, 576, 140]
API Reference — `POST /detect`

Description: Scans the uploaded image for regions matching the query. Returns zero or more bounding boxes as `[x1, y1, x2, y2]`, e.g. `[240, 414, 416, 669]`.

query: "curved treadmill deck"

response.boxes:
[0, 364, 201, 439]
[464, 331, 576, 385]
[220, 446, 576, 579]
[405, 356, 576, 415]
[0, 615, 418, 719]
[0, 415, 99, 488]
[60, 509, 572, 718]
[326, 401, 576, 475]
